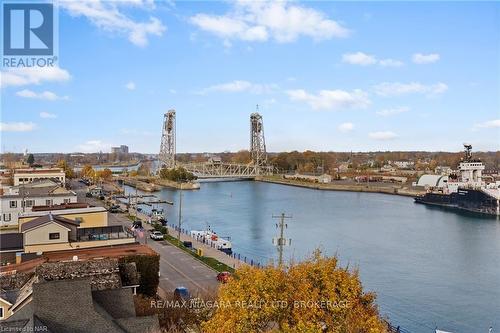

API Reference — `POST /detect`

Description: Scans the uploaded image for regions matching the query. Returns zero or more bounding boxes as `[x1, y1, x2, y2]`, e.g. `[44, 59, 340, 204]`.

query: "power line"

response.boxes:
[272, 213, 292, 267]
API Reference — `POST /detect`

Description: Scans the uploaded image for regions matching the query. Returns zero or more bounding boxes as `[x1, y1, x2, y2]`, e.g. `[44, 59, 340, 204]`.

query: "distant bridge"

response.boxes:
[158, 108, 274, 179]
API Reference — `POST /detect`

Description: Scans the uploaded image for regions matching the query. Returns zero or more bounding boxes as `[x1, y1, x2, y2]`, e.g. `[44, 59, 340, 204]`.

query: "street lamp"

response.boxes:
[177, 181, 185, 244]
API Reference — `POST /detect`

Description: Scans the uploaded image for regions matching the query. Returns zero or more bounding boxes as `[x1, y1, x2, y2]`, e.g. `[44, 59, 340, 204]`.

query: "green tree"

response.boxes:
[26, 154, 35, 166]
[159, 167, 197, 182]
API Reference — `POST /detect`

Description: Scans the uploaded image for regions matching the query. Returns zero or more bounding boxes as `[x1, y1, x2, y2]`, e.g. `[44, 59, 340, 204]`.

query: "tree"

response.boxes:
[159, 167, 197, 182]
[202, 250, 388, 333]
[81, 165, 95, 180]
[96, 168, 113, 181]
[57, 159, 75, 179]
[26, 154, 35, 166]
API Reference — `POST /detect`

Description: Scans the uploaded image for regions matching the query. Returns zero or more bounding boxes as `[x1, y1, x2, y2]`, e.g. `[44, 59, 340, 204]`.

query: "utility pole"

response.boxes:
[177, 182, 183, 243]
[272, 213, 292, 267]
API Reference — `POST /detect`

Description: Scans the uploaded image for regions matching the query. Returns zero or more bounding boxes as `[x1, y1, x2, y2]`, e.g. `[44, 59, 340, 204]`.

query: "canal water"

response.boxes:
[123, 181, 500, 333]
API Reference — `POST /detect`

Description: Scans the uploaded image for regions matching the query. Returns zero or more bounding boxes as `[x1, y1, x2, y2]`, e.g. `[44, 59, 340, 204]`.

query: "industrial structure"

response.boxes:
[159, 110, 176, 169]
[158, 108, 273, 178]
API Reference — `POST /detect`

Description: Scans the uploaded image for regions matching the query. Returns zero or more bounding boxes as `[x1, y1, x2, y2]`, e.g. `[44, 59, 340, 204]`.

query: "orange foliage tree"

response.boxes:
[202, 250, 388, 333]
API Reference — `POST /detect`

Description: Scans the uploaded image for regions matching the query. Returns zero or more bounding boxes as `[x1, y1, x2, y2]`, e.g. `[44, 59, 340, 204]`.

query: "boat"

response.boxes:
[190, 226, 232, 254]
[414, 144, 500, 216]
[150, 208, 164, 220]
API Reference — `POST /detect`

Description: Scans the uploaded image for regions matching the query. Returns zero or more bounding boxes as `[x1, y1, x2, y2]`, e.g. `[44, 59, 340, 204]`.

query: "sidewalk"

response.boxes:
[113, 199, 248, 270]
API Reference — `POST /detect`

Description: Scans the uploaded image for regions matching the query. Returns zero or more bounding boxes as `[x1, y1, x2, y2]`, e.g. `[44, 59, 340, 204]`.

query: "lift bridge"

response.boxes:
[158, 108, 274, 179]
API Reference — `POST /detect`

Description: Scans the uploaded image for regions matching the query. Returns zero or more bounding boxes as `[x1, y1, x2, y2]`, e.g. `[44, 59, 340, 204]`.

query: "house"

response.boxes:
[0, 259, 159, 332]
[1, 206, 135, 264]
[393, 160, 415, 169]
[19, 213, 135, 254]
[0, 182, 77, 232]
[13, 168, 65, 186]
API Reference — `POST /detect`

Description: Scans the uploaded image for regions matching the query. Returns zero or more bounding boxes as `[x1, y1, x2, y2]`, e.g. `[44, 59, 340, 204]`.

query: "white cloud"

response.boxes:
[376, 106, 409, 117]
[378, 58, 404, 67]
[412, 53, 440, 64]
[342, 52, 404, 67]
[373, 82, 448, 96]
[287, 88, 371, 111]
[342, 52, 377, 66]
[369, 131, 398, 140]
[190, 1, 350, 43]
[338, 122, 354, 132]
[16, 89, 69, 101]
[200, 80, 276, 94]
[61, 0, 166, 47]
[0, 122, 36, 132]
[1, 66, 71, 88]
[40, 112, 57, 119]
[76, 140, 114, 153]
[125, 81, 136, 90]
[473, 119, 500, 130]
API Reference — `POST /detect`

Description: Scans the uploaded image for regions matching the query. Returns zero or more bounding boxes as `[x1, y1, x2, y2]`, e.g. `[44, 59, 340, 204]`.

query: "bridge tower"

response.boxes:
[250, 108, 267, 171]
[159, 110, 176, 169]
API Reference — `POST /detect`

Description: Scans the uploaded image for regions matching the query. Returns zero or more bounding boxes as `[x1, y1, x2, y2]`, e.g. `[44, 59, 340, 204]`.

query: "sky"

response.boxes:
[1, 0, 499, 154]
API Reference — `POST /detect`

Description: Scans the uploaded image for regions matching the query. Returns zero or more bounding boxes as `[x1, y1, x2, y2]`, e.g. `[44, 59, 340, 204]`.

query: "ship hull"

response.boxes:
[414, 189, 499, 216]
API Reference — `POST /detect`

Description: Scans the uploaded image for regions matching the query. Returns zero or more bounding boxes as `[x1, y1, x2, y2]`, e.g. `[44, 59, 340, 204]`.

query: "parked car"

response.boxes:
[216, 271, 231, 283]
[174, 287, 190, 300]
[150, 231, 164, 240]
[85, 192, 92, 198]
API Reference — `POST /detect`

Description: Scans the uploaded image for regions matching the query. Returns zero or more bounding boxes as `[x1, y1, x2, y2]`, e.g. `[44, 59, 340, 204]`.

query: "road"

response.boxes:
[69, 180, 219, 296]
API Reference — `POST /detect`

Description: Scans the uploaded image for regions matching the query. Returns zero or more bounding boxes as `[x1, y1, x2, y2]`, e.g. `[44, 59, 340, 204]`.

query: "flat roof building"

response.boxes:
[13, 168, 65, 186]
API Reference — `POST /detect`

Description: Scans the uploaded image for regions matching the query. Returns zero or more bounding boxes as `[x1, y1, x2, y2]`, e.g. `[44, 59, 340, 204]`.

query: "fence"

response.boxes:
[167, 223, 265, 269]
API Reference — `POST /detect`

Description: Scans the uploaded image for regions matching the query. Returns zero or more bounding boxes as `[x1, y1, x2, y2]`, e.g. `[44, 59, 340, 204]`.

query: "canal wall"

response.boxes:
[255, 176, 424, 197]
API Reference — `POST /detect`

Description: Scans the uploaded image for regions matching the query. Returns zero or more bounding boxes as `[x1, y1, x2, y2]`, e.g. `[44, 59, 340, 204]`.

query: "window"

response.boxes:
[9, 201, 17, 208]
[3, 214, 11, 222]
[0, 306, 3, 319]
[63, 199, 71, 204]
[46, 199, 53, 206]
[26, 200, 34, 207]
[49, 233, 60, 240]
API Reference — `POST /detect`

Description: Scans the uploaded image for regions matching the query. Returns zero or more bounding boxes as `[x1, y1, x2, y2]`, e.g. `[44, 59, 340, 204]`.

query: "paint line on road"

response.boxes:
[160, 257, 208, 293]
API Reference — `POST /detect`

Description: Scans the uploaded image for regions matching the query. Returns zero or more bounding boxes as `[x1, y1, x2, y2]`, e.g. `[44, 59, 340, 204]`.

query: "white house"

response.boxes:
[0, 183, 76, 231]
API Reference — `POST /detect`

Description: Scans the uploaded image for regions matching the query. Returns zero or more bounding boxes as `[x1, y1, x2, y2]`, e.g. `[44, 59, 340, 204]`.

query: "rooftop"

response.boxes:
[20, 214, 80, 233]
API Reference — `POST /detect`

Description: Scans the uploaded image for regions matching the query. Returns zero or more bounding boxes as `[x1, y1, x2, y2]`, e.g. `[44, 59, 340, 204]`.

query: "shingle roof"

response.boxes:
[21, 214, 80, 233]
[0, 278, 159, 333]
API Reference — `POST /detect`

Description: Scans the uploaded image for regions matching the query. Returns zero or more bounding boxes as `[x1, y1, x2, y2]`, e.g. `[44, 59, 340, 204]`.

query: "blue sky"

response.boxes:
[1, 0, 499, 153]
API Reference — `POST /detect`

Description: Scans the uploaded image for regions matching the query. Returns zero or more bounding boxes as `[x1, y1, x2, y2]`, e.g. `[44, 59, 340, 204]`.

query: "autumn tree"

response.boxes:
[202, 251, 388, 333]
[57, 159, 75, 178]
[97, 168, 113, 180]
[81, 165, 95, 180]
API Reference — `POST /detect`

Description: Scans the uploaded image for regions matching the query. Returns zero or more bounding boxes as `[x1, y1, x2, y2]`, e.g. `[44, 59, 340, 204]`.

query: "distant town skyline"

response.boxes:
[1, 1, 499, 154]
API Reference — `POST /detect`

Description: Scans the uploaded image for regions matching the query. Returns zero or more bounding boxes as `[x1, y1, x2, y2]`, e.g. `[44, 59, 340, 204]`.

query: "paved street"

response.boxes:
[69, 180, 219, 296]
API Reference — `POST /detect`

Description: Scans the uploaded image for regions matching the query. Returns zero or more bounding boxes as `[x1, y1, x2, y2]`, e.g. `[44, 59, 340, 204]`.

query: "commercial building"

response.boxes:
[111, 145, 129, 155]
[0, 181, 77, 232]
[13, 168, 65, 186]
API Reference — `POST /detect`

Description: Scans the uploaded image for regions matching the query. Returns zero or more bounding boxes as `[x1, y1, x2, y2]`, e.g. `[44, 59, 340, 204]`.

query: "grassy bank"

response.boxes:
[163, 235, 234, 273]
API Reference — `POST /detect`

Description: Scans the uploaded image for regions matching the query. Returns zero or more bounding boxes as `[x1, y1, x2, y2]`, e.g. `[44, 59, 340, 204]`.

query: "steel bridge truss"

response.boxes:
[181, 162, 274, 179]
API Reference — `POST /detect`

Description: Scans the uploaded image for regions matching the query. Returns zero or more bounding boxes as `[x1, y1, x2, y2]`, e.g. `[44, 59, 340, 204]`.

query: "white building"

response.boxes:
[0, 182, 76, 231]
[13, 168, 65, 186]
[393, 161, 414, 169]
